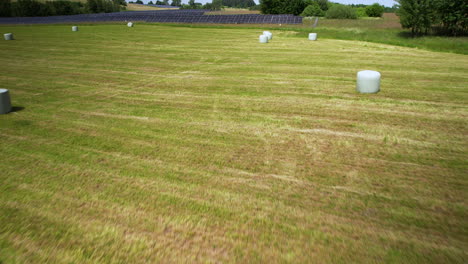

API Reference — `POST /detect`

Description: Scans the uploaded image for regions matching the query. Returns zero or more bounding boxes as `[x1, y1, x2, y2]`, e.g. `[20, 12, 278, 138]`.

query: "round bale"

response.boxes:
[356, 70, 381, 94]
[4, 33, 13, 40]
[308, 33, 317, 41]
[263, 31, 272, 40]
[0, 89, 12, 114]
[259, 35, 269, 43]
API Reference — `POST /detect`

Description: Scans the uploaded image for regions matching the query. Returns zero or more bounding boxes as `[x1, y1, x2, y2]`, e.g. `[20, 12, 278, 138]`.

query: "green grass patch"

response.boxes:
[0, 24, 467, 263]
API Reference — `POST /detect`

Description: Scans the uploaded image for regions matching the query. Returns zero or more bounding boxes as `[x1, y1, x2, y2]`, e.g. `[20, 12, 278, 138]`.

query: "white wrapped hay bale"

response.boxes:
[263, 31, 272, 40]
[127, 22, 134, 27]
[4, 33, 13, 40]
[72, 26, 78, 32]
[259, 35, 269, 43]
[308, 33, 317, 41]
[356, 70, 381, 94]
[0, 89, 12, 114]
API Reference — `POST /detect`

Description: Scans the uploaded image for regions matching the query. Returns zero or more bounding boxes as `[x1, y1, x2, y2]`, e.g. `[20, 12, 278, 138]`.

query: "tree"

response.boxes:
[365, 3, 384, 17]
[222, 0, 255, 8]
[301, 2, 324, 17]
[260, 0, 305, 16]
[211, 0, 222, 10]
[188, 0, 196, 8]
[433, 0, 467, 35]
[148, 1, 153, 4]
[162, 0, 169, 5]
[304, 0, 328, 11]
[325, 4, 357, 19]
[396, 0, 433, 36]
[135, 0, 143, 3]
[0, 0, 12, 16]
[171, 0, 181, 6]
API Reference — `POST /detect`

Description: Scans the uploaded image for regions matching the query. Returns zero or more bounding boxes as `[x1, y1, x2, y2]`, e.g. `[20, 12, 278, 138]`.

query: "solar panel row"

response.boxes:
[0, 10, 303, 24]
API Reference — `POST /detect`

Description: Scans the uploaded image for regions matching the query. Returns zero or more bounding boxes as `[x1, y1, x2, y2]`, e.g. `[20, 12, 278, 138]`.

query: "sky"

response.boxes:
[165, 0, 398, 7]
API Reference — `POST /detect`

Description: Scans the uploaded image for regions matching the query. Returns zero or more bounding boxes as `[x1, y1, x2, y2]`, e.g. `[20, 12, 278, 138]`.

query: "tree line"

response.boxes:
[397, 0, 467, 36]
[261, 0, 385, 19]
[0, 0, 126, 17]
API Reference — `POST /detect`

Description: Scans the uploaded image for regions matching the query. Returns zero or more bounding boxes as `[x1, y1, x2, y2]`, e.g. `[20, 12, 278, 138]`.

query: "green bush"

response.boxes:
[301, 2, 324, 17]
[355, 7, 366, 17]
[325, 4, 357, 19]
[365, 3, 384, 17]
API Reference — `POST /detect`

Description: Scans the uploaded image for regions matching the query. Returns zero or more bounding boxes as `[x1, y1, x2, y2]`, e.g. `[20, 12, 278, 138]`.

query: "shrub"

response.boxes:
[365, 3, 384, 17]
[325, 4, 357, 19]
[355, 7, 366, 17]
[301, 2, 324, 17]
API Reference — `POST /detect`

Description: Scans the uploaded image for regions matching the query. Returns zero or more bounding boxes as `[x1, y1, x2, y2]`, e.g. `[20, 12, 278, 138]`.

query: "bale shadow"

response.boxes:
[10, 106, 25, 113]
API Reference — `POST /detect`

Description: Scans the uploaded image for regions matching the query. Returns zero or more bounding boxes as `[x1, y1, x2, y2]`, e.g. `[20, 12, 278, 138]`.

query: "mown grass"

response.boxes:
[159, 13, 468, 55]
[0, 24, 467, 263]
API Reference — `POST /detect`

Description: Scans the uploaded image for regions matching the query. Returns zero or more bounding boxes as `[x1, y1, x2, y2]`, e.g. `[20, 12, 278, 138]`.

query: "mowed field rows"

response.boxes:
[0, 25, 467, 263]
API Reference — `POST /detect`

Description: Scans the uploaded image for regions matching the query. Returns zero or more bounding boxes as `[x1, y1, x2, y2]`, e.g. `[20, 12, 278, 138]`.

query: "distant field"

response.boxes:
[206, 8, 260, 15]
[0, 24, 467, 263]
[126, 3, 176, 11]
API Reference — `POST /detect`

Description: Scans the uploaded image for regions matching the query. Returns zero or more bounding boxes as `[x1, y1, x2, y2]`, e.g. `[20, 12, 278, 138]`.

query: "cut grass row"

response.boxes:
[0, 24, 467, 263]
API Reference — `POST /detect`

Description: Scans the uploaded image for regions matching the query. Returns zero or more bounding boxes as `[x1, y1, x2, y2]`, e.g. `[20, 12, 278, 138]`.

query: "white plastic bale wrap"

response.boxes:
[356, 70, 381, 94]
[259, 35, 268, 43]
[0, 89, 12, 114]
[263, 31, 272, 40]
[4, 33, 13, 40]
[72, 26, 78, 31]
[127, 22, 133, 27]
[308, 33, 317, 41]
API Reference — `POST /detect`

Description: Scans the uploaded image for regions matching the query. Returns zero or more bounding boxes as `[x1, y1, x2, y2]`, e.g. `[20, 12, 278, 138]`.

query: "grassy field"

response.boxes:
[0, 24, 467, 263]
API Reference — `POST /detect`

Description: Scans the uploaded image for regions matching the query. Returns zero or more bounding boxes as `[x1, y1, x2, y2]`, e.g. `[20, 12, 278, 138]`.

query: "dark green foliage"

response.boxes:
[135, 0, 143, 3]
[301, 2, 324, 17]
[86, 0, 121, 13]
[222, 0, 255, 8]
[433, 0, 467, 36]
[397, 0, 433, 36]
[171, 0, 182, 6]
[305, 0, 329, 11]
[12, 0, 48, 16]
[0, 0, 12, 17]
[260, 0, 306, 15]
[210, 0, 223, 10]
[365, 3, 384, 17]
[148, 1, 154, 4]
[325, 4, 357, 19]
[48, 1, 85, 15]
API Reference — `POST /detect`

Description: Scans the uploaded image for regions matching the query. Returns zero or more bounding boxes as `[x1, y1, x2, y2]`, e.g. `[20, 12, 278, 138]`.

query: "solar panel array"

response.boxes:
[0, 10, 303, 25]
